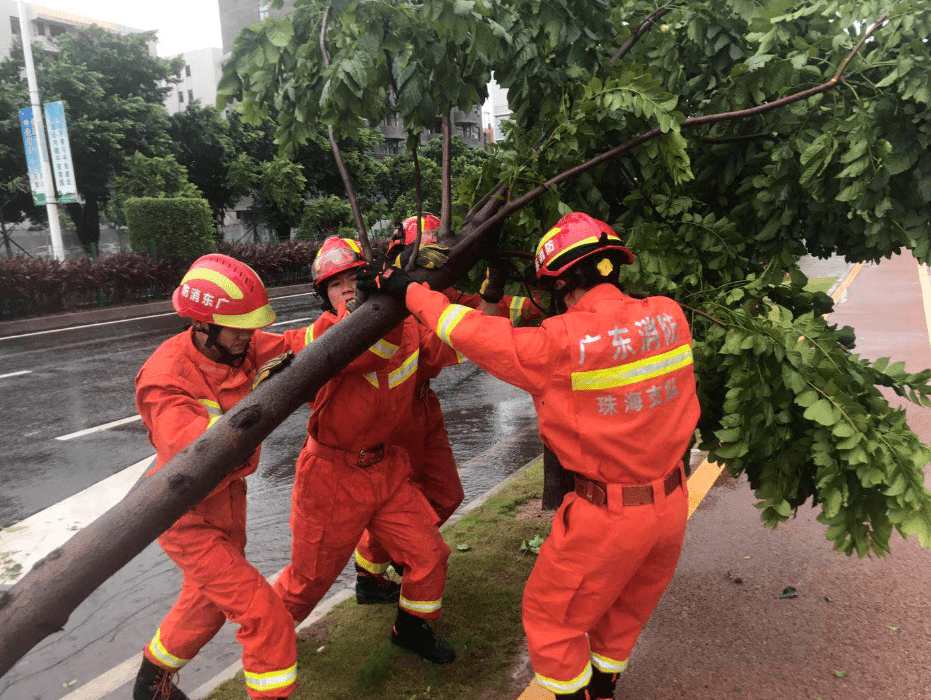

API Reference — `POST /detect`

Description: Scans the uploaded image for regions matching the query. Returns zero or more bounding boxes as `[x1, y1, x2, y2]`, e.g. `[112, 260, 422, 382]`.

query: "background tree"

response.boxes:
[295, 194, 354, 241]
[167, 102, 242, 227]
[226, 152, 307, 241]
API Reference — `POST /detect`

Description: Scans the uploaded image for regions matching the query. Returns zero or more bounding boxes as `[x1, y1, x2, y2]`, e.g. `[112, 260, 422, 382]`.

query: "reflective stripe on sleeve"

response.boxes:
[534, 662, 592, 694]
[570, 344, 693, 392]
[304, 324, 316, 346]
[509, 297, 527, 324]
[590, 651, 629, 674]
[388, 351, 419, 388]
[399, 594, 442, 615]
[244, 664, 298, 692]
[369, 337, 400, 359]
[197, 399, 222, 429]
[436, 304, 472, 346]
[147, 628, 189, 670]
[363, 372, 379, 388]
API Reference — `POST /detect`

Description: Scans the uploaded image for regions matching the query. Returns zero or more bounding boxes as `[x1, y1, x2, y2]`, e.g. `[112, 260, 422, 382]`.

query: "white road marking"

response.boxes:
[0, 313, 178, 339]
[56, 415, 142, 441]
[0, 370, 30, 379]
[0, 455, 153, 586]
[0, 292, 315, 340]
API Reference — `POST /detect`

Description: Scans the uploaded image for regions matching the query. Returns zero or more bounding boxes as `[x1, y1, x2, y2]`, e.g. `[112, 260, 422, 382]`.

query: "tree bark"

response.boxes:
[66, 198, 101, 255]
[542, 444, 575, 510]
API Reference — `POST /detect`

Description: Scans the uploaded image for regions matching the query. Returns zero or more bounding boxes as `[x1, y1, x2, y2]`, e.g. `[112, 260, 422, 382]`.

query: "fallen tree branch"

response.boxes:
[609, 5, 675, 67]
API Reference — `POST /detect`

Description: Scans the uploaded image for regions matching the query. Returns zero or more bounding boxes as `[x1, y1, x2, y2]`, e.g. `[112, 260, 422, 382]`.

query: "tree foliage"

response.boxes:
[221, 0, 931, 556]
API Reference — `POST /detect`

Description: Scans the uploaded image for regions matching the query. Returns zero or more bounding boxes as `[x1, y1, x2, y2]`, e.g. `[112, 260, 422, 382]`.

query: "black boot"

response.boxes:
[391, 609, 455, 664]
[133, 657, 189, 700]
[588, 667, 619, 699]
[355, 565, 401, 604]
[555, 689, 589, 700]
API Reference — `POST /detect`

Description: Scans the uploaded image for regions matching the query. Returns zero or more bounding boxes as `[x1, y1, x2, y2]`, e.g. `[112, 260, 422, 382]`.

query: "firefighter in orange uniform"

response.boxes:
[133, 255, 296, 700]
[358, 212, 700, 699]
[353, 214, 543, 602]
[271, 236, 457, 663]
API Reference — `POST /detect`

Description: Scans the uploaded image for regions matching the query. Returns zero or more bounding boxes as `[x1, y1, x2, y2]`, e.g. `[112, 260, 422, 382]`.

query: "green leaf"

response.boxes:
[803, 399, 836, 426]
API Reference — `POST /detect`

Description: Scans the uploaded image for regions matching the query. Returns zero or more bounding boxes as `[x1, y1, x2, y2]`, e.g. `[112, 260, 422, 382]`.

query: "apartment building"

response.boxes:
[0, 0, 152, 58]
[165, 46, 223, 114]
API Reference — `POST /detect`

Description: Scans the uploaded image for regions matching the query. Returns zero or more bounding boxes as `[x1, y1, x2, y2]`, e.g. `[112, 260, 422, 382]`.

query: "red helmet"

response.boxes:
[172, 254, 275, 329]
[534, 212, 633, 280]
[311, 236, 365, 287]
[401, 214, 441, 246]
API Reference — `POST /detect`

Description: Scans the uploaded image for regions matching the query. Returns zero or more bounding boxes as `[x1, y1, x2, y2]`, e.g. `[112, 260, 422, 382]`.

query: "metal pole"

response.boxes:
[16, 0, 63, 261]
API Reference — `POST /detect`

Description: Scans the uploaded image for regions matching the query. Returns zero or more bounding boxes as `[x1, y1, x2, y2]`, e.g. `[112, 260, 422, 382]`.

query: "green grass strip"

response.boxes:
[208, 457, 550, 700]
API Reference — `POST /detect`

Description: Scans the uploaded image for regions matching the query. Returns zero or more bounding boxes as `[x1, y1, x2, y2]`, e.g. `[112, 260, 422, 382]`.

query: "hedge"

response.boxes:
[125, 197, 215, 262]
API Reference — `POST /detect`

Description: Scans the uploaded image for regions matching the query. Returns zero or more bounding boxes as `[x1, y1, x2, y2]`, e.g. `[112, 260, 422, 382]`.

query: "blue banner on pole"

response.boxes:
[44, 101, 78, 204]
[19, 107, 48, 206]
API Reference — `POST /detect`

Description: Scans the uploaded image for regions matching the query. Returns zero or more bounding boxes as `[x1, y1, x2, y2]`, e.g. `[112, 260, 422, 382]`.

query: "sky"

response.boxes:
[32, 0, 223, 57]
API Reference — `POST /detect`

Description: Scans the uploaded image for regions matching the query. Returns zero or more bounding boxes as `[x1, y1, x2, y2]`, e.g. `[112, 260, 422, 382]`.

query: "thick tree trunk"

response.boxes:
[542, 444, 575, 510]
[66, 198, 101, 254]
[0, 192, 504, 679]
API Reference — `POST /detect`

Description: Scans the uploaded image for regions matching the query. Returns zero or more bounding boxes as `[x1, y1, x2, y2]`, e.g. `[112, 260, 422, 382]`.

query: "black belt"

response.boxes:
[574, 464, 683, 507]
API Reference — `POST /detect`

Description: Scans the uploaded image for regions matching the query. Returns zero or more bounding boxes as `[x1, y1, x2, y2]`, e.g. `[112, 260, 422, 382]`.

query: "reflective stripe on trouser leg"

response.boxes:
[354, 531, 391, 574]
[145, 627, 190, 670]
[244, 664, 298, 696]
[590, 651, 629, 674]
[534, 662, 592, 695]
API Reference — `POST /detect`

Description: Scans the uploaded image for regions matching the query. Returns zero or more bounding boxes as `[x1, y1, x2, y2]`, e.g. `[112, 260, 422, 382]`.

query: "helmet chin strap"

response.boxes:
[199, 323, 250, 367]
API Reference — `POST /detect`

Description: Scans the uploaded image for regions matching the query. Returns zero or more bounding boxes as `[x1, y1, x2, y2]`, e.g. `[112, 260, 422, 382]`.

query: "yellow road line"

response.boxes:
[517, 260, 865, 700]
[916, 262, 931, 345]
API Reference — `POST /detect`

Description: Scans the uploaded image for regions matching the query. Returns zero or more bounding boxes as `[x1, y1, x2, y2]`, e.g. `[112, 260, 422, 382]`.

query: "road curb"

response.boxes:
[0, 284, 316, 337]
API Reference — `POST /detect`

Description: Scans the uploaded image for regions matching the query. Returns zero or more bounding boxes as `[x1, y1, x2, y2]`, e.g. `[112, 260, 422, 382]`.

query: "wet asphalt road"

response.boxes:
[0, 294, 542, 700]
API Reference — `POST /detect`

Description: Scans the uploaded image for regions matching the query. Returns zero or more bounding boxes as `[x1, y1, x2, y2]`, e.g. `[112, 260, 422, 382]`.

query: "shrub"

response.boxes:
[125, 197, 215, 262]
[295, 196, 355, 242]
[216, 240, 318, 286]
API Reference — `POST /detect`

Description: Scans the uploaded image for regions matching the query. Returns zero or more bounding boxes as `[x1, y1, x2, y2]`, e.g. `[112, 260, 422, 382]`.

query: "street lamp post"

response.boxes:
[17, 0, 64, 261]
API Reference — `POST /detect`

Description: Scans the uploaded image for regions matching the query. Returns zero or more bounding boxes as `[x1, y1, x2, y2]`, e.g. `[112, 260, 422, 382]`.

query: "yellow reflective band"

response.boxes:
[437, 304, 471, 346]
[198, 399, 222, 429]
[244, 664, 297, 692]
[455, 350, 466, 365]
[212, 303, 275, 330]
[590, 651, 629, 674]
[305, 324, 316, 346]
[571, 344, 693, 392]
[388, 351, 419, 388]
[399, 595, 442, 614]
[509, 296, 527, 324]
[354, 549, 390, 574]
[536, 225, 562, 257]
[180, 268, 243, 300]
[363, 372, 379, 388]
[147, 628, 189, 670]
[370, 338, 399, 359]
[535, 662, 592, 694]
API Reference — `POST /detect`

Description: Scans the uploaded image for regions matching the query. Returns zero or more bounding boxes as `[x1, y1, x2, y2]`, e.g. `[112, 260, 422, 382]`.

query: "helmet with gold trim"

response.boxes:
[534, 212, 633, 283]
[172, 254, 275, 329]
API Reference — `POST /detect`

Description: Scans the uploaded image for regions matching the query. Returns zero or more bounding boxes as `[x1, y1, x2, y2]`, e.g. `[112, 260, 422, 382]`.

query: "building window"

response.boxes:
[433, 118, 443, 135]
[35, 21, 45, 36]
[178, 91, 184, 104]
[9, 16, 19, 35]
[185, 65, 191, 77]
[382, 139, 403, 156]
[259, 3, 270, 20]
[188, 89, 194, 102]
[384, 111, 398, 128]
[49, 23, 66, 37]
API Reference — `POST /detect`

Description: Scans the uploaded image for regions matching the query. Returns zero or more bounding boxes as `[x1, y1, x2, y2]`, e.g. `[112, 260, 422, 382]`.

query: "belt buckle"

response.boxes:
[576, 477, 607, 506]
[357, 445, 385, 467]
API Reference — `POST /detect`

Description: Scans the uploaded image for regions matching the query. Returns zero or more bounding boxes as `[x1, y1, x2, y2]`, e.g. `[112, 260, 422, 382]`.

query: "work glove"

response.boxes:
[479, 267, 507, 304]
[251, 351, 295, 391]
[356, 261, 415, 300]
[393, 243, 449, 270]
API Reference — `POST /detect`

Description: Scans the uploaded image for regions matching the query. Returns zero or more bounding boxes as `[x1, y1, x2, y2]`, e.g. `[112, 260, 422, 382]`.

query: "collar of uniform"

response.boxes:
[568, 283, 627, 313]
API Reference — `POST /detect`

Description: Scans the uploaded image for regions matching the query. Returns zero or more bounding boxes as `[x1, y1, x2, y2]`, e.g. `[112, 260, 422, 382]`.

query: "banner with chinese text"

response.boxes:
[19, 107, 49, 206]
[44, 101, 78, 204]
